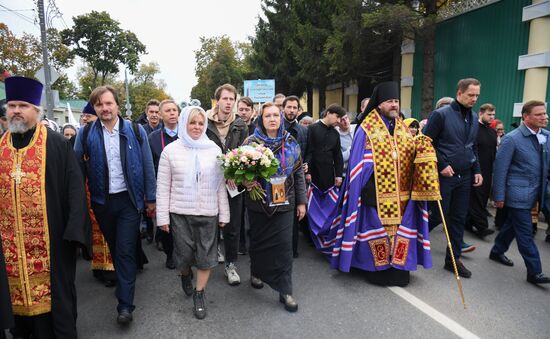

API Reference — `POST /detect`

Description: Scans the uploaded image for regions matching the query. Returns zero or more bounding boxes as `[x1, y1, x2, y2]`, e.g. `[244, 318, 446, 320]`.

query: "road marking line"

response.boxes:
[387, 286, 480, 339]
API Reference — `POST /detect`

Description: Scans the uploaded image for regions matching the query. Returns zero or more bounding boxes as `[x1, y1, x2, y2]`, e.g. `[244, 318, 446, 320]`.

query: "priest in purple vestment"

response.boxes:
[310, 81, 441, 286]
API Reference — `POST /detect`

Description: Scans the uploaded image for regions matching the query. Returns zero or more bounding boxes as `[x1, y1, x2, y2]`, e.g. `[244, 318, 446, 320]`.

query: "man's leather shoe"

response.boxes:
[104, 279, 116, 287]
[489, 252, 514, 266]
[117, 309, 133, 325]
[545, 235, 550, 243]
[165, 257, 176, 270]
[476, 228, 495, 238]
[444, 260, 472, 278]
[527, 273, 550, 285]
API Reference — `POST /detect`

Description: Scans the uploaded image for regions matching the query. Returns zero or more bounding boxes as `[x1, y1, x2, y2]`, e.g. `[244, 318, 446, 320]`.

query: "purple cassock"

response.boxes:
[308, 126, 432, 272]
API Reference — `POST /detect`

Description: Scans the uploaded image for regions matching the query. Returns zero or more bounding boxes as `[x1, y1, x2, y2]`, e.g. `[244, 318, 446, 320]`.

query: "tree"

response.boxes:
[1, 23, 79, 99]
[76, 65, 118, 99]
[191, 36, 246, 108]
[61, 11, 146, 88]
[126, 62, 171, 120]
[52, 74, 79, 99]
[247, 0, 307, 98]
[323, 0, 400, 109]
[0, 23, 42, 77]
[361, 0, 464, 117]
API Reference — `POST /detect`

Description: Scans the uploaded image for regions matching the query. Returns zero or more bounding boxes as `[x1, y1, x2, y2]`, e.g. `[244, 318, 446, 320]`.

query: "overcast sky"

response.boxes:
[1, 0, 263, 103]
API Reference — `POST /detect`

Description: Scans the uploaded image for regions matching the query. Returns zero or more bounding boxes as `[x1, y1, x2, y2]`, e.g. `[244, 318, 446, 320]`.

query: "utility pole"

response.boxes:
[37, 0, 55, 119]
[124, 68, 132, 118]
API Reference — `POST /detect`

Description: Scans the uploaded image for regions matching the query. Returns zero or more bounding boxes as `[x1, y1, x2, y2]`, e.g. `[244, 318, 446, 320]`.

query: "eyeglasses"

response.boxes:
[496, 128, 504, 131]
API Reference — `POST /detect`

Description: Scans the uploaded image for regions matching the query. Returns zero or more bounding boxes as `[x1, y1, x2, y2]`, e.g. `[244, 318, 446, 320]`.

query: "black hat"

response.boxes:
[355, 81, 399, 124]
[82, 102, 96, 115]
[5, 76, 43, 106]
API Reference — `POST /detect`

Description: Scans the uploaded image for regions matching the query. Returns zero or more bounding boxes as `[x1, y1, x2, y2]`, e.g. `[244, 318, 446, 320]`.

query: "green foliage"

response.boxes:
[126, 62, 171, 120]
[77, 65, 118, 99]
[61, 11, 146, 88]
[52, 74, 79, 99]
[191, 36, 247, 109]
[247, 0, 307, 95]
[0, 23, 42, 77]
[0, 23, 78, 99]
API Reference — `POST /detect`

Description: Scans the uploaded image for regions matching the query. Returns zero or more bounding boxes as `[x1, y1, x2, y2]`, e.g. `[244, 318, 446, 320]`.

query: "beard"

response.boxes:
[8, 119, 31, 134]
[379, 109, 399, 119]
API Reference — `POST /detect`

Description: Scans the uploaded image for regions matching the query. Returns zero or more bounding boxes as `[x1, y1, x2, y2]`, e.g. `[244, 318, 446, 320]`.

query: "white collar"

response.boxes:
[101, 116, 120, 132]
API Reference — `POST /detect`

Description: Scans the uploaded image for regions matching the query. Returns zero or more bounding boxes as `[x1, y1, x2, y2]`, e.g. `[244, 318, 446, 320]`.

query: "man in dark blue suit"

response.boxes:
[423, 78, 483, 278]
[490, 100, 550, 285]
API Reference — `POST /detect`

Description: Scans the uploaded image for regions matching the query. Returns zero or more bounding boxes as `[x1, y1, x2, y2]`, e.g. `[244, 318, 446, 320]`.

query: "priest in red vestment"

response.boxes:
[0, 76, 91, 338]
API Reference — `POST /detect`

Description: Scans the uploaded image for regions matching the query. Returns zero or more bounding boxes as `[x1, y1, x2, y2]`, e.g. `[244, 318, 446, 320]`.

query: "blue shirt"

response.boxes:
[164, 126, 178, 138]
[101, 118, 127, 193]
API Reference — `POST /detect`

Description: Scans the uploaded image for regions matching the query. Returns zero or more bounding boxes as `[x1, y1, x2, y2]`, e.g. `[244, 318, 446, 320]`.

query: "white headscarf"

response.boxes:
[177, 106, 219, 188]
[178, 106, 217, 149]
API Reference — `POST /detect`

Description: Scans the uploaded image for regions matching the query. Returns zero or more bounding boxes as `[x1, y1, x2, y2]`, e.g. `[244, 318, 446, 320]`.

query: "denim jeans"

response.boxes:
[92, 191, 141, 312]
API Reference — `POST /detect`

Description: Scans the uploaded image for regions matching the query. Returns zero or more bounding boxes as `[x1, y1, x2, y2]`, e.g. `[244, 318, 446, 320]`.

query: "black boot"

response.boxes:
[193, 289, 207, 319]
[180, 271, 194, 296]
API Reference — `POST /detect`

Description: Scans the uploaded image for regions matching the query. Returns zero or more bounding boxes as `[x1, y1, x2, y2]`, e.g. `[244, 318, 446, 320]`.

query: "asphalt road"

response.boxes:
[72, 220, 550, 339]
[5, 218, 550, 338]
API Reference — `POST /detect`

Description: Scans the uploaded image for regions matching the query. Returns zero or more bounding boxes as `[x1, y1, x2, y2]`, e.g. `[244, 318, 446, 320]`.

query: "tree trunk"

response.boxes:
[92, 70, 98, 90]
[307, 83, 313, 115]
[421, 2, 438, 119]
[318, 84, 326, 117]
[392, 34, 402, 83]
[341, 81, 345, 108]
[421, 23, 436, 119]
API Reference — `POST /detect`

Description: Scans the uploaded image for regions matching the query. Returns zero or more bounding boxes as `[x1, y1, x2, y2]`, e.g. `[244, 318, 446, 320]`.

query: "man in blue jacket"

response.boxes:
[74, 85, 157, 324]
[490, 100, 550, 285]
[423, 78, 483, 278]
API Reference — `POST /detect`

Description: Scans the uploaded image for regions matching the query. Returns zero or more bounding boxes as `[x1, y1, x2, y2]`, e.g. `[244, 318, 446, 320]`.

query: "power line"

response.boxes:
[0, 4, 37, 26]
[0, 8, 34, 12]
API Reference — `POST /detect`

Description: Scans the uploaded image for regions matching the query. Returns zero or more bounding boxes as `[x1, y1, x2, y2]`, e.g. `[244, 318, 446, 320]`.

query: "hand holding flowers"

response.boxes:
[218, 143, 279, 201]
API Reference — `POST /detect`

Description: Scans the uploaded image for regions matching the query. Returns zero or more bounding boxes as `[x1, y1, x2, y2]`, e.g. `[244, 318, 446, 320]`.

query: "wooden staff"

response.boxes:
[437, 200, 466, 309]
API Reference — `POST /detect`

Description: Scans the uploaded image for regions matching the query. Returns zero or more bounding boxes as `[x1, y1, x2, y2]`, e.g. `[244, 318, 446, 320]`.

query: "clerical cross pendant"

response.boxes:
[11, 163, 26, 185]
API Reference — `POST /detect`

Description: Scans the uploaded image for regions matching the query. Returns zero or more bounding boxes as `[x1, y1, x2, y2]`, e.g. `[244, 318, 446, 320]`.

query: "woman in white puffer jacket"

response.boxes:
[156, 106, 229, 320]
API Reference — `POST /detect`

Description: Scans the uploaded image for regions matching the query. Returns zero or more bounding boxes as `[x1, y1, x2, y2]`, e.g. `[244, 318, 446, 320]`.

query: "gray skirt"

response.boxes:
[170, 213, 218, 270]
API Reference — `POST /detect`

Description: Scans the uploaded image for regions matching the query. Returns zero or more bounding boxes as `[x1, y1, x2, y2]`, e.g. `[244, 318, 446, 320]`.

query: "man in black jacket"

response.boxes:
[283, 95, 308, 159]
[305, 104, 345, 191]
[466, 103, 497, 238]
[423, 78, 483, 279]
[283, 95, 309, 257]
[206, 84, 248, 286]
[148, 99, 180, 270]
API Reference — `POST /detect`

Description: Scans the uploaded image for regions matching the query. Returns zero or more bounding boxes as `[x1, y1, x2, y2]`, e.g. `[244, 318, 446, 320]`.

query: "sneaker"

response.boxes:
[461, 242, 476, 253]
[224, 262, 241, 285]
[444, 260, 472, 278]
[217, 245, 225, 264]
[180, 271, 194, 296]
[193, 289, 207, 319]
[250, 276, 264, 289]
[279, 294, 298, 312]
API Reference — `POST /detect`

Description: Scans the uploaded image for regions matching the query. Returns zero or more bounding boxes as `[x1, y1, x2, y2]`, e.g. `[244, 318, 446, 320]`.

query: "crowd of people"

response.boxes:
[0, 75, 549, 339]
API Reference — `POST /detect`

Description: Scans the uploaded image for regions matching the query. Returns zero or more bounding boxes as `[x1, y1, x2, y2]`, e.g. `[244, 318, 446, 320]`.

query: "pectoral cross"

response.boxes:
[11, 163, 26, 185]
